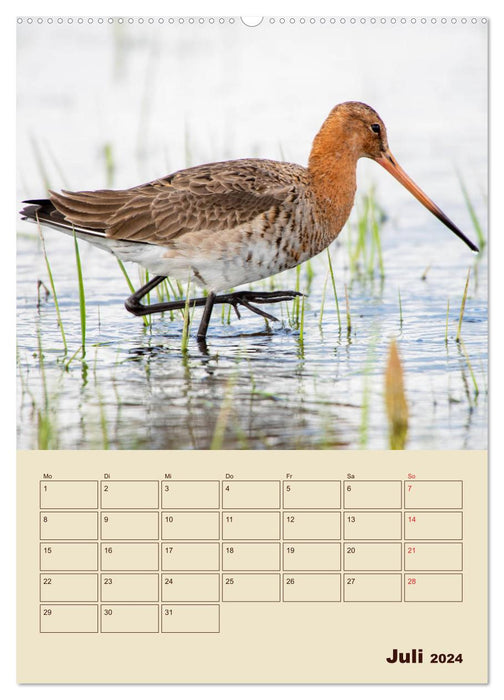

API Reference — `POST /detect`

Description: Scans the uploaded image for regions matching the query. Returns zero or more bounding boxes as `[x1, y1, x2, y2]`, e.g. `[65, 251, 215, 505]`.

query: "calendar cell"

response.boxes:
[282, 481, 341, 509]
[404, 574, 463, 602]
[40, 574, 98, 602]
[222, 512, 280, 540]
[162, 481, 220, 509]
[161, 605, 220, 633]
[101, 512, 159, 540]
[162, 543, 220, 571]
[222, 573, 281, 602]
[162, 574, 220, 602]
[283, 512, 341, 540]
[344, 543, 402, 571]
[40, 481, 98, 509]
[100, 481, 159, 509]
[101, 573, 159, 602]
[40, 512, 98, 540]
[404, 543, 463, 571]
[162, 512, 220, 540]
[222, 481, 280, 509]
[344, 574, 402, 602]
[344, 512, 401, 540]
[404, 512, 462, 540]
[40, 605, 98, 633]
[100, 605, 159, 633]
[283, 574, 341, 602]
[344, 481, 401, 509]
[222, 543, 280, 571]
[283, 543, 341, 571]
[404, 481, 463, 509]
[40, 543, 98, 571]
[101, 543, 159, 571]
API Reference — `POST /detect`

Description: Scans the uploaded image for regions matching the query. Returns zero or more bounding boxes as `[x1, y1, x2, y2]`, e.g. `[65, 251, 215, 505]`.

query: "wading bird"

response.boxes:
[21, 102, 478, 341]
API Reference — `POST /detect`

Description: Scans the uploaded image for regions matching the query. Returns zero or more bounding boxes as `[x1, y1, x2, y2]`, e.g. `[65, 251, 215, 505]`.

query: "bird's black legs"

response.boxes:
[219, 291, 302, 323]
[124, 275, 169, 315]
[197, 292, 216, 341]
[125, 280, 303, 340]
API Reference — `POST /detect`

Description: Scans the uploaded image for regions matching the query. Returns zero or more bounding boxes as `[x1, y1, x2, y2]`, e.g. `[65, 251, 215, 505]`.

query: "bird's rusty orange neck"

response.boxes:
[308, 117, 359, 229]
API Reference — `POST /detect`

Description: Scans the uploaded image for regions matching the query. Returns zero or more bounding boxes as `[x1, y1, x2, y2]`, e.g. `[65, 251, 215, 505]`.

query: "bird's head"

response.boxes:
[312, 101, 479, 252]
[326, 101, 390, 161]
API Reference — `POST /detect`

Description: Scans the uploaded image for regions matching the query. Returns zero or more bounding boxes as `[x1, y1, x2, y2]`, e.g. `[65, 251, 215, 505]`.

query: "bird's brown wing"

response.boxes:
[49, 159, 307, 244]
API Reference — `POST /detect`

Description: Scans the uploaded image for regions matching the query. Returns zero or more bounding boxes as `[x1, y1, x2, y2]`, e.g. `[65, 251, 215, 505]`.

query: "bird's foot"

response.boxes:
[125, 285, 303, 323]
[214, 290, 303, 322]
[125, 282, 303, 340]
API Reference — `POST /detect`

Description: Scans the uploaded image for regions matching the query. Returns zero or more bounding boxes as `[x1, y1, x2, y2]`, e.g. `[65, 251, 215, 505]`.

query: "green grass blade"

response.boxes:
[318, 271, 329, 330]
[73, 232, 86, 358]
[458, 173, 486, 251]
[103, 142, 115, 188]
[385, 339, 409, 450]
[344, 284, 351, 336]
[299, 294, 305, 345]
[116, 260, 151, 328]
[36, 222, 67, 353]
[370, 195, 384, 278]
[63, 345, 83, 370]
[181, 276, 192, 352]
[459, 339, 479, 398]
[294, 265, 301, 327]
[421, 265, 431, 281]
[305, 259, 314, 293]
[210, 376, 236, 449]
[36, 326, 57, 449]
[116, 260, 135, 293]
[327, 248, 342, 332]
[456, 269, 470, 343]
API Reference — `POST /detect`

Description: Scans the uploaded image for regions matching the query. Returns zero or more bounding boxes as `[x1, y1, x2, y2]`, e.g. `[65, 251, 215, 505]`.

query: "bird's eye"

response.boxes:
[371, 123, 381, 134]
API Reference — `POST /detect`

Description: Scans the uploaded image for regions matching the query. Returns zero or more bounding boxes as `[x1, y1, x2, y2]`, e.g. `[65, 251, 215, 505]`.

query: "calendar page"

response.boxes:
[16, 14, 488, 686]
[17, 451, 486, 683]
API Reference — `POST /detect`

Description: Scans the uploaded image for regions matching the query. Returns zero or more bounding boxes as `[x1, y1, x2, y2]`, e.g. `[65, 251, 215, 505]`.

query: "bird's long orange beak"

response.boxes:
[375, 151, 479, 253]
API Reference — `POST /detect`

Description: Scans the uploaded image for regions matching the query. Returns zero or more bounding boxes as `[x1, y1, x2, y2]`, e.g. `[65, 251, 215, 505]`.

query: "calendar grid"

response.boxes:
[38, 477, 464, 632]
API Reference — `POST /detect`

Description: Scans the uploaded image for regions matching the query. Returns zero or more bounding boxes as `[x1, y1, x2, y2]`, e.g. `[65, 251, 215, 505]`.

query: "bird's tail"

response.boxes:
[20, 199, 124, 254]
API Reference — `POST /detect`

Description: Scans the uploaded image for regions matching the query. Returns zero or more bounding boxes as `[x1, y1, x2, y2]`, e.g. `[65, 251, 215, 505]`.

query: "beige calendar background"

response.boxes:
[17, 450, 486, 684]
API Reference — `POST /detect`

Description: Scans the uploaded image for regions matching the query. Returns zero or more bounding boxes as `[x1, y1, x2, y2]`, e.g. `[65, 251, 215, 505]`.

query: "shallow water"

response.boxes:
[16, 19, 488, 450]
[16, 224, 487, 450]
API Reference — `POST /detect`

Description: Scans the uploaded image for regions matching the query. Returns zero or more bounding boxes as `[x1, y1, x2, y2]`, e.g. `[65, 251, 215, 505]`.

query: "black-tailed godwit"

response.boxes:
[21, 101, 478, 341]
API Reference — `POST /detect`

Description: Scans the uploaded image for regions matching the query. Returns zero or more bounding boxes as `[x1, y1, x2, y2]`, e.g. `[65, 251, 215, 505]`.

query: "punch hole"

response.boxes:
[241, 17, 263, 27]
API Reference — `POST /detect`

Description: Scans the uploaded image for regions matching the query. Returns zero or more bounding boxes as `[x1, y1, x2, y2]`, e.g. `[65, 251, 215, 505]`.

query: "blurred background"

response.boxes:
[17, 18, 487, 202]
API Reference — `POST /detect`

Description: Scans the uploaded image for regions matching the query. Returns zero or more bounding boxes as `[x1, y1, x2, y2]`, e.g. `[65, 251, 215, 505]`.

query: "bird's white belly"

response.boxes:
[142, 240, 287, 291]
[110, 231, 305, 292]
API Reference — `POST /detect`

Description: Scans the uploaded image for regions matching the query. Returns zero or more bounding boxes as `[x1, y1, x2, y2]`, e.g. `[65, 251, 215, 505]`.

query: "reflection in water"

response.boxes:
[64, 320, 362, 449]
[16, 259, 487, 449]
